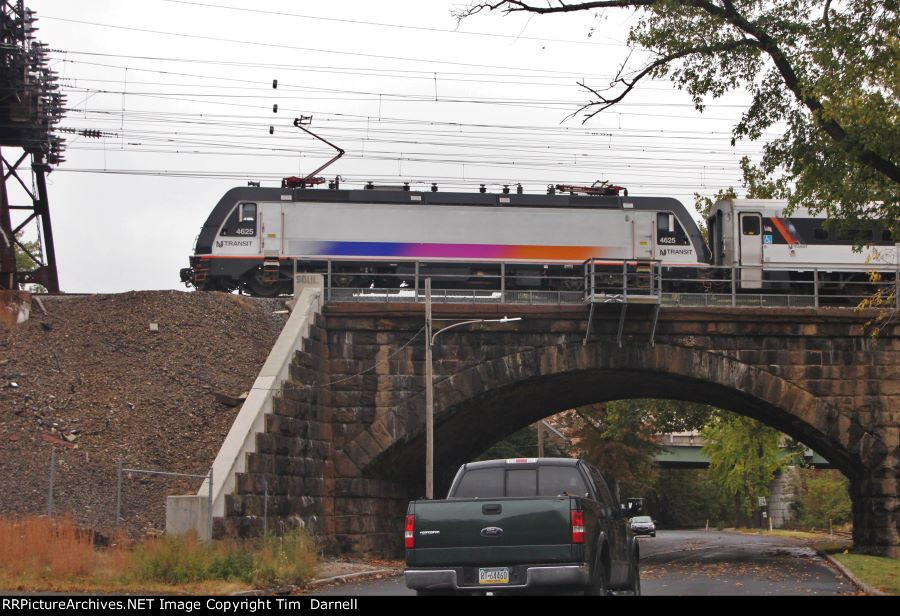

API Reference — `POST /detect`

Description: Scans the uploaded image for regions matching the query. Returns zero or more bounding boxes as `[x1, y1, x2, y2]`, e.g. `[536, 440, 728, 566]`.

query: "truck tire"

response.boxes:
[628, 556, 641, 596]
[584, 551, 609, 596]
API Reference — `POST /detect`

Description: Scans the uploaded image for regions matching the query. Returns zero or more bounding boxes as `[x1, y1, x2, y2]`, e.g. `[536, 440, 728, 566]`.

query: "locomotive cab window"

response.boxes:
[657, 211, 690, 245]
[240, 203, 257, 223]
[220, 202, 258, 237]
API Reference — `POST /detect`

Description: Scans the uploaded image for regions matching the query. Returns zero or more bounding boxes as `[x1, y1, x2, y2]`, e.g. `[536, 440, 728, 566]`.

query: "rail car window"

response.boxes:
[814, 228, 829, 241]
[220, 202, 258, 237]
[741, 216, 760, 236]
[837, 228, 873, 242]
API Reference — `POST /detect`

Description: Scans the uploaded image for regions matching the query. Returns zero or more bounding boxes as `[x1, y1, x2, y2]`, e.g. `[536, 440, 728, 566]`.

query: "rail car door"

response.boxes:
[632, 211, 654, 259]
[739, 212, 763, 289]
[259, 202, 284, 258]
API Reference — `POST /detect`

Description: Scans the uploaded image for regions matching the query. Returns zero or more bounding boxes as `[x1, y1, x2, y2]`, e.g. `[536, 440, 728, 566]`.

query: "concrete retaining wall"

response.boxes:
[166, 277, 323, 537]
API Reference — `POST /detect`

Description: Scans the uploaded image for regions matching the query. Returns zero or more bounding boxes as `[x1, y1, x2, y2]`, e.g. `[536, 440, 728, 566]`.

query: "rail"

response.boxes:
[301, 259, 899, 309]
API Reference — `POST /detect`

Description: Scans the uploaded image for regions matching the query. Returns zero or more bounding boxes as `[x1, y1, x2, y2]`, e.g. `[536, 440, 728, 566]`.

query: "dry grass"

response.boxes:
[0, 516, 98, 580]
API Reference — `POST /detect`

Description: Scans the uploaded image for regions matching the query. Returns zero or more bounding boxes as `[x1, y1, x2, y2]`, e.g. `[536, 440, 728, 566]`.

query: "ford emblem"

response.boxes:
[481, 526, 504, 537]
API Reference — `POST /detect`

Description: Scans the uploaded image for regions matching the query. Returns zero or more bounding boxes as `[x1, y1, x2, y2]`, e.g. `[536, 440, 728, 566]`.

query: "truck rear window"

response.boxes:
[452, 465, 588, 498]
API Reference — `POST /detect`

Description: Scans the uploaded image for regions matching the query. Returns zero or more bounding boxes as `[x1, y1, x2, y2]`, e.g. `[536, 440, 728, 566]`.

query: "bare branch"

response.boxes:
[574, 39, 763, 122]
[458, 0, 900, 184]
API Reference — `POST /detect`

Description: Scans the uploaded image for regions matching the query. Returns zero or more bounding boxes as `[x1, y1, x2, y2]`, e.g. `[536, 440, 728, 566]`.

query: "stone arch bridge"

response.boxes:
[218, 303, 899, 558]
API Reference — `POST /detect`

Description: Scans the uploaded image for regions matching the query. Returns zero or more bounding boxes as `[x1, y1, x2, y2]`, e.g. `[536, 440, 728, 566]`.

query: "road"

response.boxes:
[306, 530, 855, 596]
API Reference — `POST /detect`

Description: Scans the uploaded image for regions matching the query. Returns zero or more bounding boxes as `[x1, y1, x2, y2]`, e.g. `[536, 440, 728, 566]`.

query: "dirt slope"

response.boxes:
[0, 290, 285, 536]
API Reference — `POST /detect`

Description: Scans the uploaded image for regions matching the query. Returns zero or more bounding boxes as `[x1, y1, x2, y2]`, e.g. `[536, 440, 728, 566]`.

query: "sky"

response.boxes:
[11, 0, 771, 293]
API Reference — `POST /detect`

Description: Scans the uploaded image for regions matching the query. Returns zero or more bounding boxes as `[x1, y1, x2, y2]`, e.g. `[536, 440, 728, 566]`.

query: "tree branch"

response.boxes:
[574, 38, 762, 122]
[458, 0, 900, 184]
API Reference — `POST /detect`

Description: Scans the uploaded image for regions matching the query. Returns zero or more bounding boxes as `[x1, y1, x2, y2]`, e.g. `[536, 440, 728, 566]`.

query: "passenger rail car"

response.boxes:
[180, 187, 897, 297]
[708, 199, 898, 290]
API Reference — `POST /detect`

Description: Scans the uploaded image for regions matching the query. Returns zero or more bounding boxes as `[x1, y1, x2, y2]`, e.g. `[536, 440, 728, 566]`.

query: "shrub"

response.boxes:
[796, 470, 852, 529]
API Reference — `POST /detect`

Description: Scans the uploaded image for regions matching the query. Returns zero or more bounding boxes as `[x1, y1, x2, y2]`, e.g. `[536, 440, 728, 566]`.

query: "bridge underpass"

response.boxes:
[192, 294, 898, 558]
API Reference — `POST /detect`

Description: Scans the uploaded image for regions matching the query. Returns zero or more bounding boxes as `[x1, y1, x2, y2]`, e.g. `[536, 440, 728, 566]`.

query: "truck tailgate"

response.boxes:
[408, 497, 577, 567]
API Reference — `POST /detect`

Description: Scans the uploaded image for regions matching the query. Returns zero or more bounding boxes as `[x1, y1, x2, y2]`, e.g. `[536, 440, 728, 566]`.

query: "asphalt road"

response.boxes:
[306, 530, 855, 596]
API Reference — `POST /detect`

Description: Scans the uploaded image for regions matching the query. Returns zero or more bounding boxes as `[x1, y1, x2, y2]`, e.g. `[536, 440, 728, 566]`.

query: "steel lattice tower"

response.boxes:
[0, 0, 65, 292]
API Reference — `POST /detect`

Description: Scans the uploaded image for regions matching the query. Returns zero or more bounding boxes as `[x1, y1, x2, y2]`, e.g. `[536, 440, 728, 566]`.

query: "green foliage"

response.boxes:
[649, 469, 735, 528]
[476, 424, 571, 461]
[15, 240, 40, 273]
[131, 530, 317, 586]
[460, 0, 899, 229]
[573, 399, 715, 498]
[794, 469, 852, 529]
[702, 412, 792, 517]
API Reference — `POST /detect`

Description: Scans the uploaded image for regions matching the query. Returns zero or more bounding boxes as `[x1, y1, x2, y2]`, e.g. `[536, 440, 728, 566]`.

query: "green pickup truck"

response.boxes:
[404, 458, 641, 595]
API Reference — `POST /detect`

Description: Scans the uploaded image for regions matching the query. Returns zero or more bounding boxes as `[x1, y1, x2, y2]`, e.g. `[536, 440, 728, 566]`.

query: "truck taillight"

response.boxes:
[571, 510, 585, 544]
[405, 514, 415, 549]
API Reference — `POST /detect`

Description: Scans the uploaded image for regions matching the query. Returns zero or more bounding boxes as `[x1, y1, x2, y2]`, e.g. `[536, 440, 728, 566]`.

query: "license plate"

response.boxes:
[478, 567, 510, 585]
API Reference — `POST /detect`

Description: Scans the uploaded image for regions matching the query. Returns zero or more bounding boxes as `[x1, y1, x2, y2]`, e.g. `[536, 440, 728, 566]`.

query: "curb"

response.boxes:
[819, 551, 886, 596]
[303, 568, 402, 590]
[230, 569, 401, 597]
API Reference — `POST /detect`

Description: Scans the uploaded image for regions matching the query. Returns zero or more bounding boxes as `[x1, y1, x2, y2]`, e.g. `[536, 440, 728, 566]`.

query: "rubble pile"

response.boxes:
[0, 290, 286, 536]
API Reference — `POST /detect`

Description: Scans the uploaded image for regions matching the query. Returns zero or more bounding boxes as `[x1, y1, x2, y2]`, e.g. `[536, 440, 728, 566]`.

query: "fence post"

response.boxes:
[208, 467, 213, 542]
[263, 477, 268, 536]
[116, 459, 122, 526]
[48, 448, 56, 518]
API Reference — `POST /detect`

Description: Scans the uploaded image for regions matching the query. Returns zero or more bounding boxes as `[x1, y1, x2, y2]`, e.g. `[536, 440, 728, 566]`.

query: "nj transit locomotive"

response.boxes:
[180, 186, 897, 297]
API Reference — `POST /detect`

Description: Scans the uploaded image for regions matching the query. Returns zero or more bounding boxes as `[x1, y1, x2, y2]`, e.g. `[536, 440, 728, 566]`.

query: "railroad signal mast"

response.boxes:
[0, 0, 65, 292]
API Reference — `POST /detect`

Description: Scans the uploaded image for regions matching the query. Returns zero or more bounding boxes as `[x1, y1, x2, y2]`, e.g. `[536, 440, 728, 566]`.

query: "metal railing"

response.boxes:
[304, 258, 900, 309]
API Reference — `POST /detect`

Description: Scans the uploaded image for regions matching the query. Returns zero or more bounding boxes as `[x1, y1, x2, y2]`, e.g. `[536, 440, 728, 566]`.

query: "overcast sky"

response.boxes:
[14, 0, 768, 293]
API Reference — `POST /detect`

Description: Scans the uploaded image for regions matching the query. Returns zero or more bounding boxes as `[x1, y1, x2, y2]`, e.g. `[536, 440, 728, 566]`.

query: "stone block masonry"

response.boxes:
[215, 302, 898, 558]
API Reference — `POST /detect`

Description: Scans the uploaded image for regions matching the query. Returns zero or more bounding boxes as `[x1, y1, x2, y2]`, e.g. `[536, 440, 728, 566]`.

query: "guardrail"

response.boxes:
[308, 259, 899, 309]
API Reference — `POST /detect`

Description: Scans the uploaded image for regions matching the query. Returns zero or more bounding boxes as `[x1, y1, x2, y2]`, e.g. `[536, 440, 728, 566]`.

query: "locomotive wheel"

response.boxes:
[243, 269, 282, 297]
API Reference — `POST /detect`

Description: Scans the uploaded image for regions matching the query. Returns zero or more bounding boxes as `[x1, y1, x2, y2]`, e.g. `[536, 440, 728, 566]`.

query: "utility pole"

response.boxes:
[424, 277, 434, 500]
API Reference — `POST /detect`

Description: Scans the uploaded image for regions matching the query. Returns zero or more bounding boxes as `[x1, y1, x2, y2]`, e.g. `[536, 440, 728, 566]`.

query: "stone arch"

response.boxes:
[354, 341, 872, 485]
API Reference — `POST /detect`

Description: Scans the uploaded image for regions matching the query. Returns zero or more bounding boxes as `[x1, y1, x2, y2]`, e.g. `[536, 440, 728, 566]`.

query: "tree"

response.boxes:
[13, 233, 48, 293]
[701, 412, 792, 525]
[476, 424, 572, 460]
[572, 399, 715, 499]
[456, 1, 899, 231]
[794, 469, 852, 529]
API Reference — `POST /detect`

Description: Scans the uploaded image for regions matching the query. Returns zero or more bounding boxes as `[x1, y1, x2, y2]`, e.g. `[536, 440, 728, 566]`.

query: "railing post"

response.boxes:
[813, 269, 819, 309]
[500, 263, 506, 301]
[731, 266, 737, 307]
[326, 260, 332, 302]
[415, 262, 420, 301]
